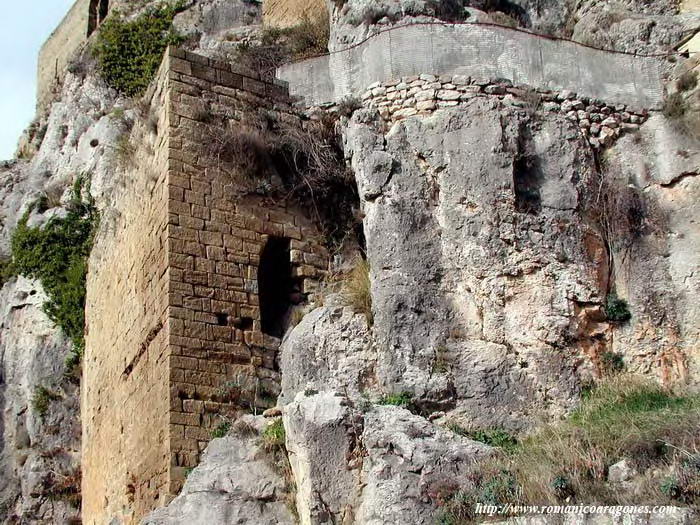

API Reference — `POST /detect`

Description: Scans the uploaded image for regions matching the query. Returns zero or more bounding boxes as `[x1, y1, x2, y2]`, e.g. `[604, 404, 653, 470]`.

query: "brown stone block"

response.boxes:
[199, 230, 223, 246]
[184, 320, 207, 339]
[169, 186, 185, 201]
[169, 292, 184, 307]
[204, 221, 231, 234]
[170, 306, 195, 321]
[170, 253, 194, 270]
[170, 424, 185, 439]
[184, 368, 208, 386]
[184, 190, 205, 206]
[170, 174, 191, 189]
[192, 257, 214, 274]
[179, 215, 204, 230]
[223, 234, 243, 251]
[194, 311, 218, 325]
[170, 318, 185, 336]
[193, 285, 215, 298]
[170, 368, 185, 382]
[183, 270, 209, 286]
[171, 335, 203, 349]
[216, 262, 241, 277]
[182, 399, 204, 414]
[226, 253, 249, 264]
[172, 412, 201, 427]
[262, 222, 285, 236]
[284, 224, 302, 240]
[209, 325, 233, 343]
[210, 300, 237, 316]
[170, 281, 194, 295]
[185, 424, 211, 441]
[169, 198, 191, 215]
[170, 57, 192, 76]
[172, 355, 198, 369]
[206, 245, 225, 261]
[181, 241, 205, 257]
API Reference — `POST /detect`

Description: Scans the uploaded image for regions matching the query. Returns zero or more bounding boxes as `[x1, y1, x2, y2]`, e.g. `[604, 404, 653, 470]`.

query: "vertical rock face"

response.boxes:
[345, 99, 611, 428]
[0, 277, 80, 522]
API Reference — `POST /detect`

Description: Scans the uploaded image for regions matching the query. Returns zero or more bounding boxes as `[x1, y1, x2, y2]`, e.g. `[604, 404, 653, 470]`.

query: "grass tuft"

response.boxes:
[344, 257, 372, 323]
[262, 418, 286, 452]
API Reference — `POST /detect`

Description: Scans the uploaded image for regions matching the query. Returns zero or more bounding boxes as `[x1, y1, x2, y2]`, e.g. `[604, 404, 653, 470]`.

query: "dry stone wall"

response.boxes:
[350, 75, 650, 149]
[83, 47, 328, 524]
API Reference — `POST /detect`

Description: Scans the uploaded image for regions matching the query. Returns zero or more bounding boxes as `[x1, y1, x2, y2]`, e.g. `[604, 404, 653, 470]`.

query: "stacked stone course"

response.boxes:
[83, 47, 328, 524]
[313, 75, 651, 149]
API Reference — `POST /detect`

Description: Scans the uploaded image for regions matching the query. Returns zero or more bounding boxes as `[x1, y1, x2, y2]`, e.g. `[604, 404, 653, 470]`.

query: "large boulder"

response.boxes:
[142, 416, 295, 525]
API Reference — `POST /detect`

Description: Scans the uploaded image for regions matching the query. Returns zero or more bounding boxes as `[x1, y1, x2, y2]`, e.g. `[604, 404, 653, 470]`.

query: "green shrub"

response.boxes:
[93, 2, 186, 96]
[378, 392, 413, 407]
[211, 421, 231, 438]
[601, 351, 625, 374]
[605, 293, 631, 323]
[32, 385, 59, 419]
[10, 176, 98, 356]
[262, 418, 286, 452]
[0, 257, 16, 287]
[446, 422, 518, 453]
[470, 429, 518, 453]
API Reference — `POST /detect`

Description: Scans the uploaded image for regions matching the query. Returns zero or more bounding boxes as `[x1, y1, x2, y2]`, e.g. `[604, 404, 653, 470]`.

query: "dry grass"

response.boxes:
[344, 257, 372, 323]
[436, 375, 700, 522]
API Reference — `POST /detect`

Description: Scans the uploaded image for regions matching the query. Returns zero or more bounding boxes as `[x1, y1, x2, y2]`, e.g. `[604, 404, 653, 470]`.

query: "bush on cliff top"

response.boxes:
[93, 2, 186, 96]
[10, 177, 98, 361]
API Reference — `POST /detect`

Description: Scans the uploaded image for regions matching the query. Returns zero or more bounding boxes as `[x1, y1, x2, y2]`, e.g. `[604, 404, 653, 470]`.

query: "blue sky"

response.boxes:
[0, 0, 75, 160]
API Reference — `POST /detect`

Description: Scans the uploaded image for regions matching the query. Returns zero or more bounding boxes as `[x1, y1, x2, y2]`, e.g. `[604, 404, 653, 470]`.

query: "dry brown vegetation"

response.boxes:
[344, 257, 372, 323]
[436, 375, 700, 523]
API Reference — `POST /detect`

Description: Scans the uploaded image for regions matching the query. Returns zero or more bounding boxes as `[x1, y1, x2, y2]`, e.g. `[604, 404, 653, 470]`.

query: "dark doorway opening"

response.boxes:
[87, 0, 109, 37]
[513, 154, 543, 214]
[258, 237, 294, 338]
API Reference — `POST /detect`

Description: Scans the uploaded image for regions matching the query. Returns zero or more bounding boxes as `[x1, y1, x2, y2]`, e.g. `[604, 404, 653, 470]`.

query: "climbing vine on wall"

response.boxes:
[93, 1, 186, 96]
[10, 176, 98, 369]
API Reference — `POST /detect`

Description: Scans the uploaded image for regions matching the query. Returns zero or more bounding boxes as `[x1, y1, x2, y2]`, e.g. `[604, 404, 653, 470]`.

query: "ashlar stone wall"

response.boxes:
[83, 47, 328, 524]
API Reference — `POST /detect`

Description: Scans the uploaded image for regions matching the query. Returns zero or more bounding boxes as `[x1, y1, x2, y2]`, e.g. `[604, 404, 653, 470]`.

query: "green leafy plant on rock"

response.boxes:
[32, 385, 60, 419]
[378, 392, 413, 407]
[10, 176, 98, 366]
[262, 418, 286, 452]
[93, 2, 186, 96]
[605, 293, 631, 323]
[211, 420, 231, 438]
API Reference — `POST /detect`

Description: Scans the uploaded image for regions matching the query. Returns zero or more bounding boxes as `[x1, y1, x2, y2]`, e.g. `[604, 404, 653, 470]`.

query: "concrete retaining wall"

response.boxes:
[277, 23, 666, 109]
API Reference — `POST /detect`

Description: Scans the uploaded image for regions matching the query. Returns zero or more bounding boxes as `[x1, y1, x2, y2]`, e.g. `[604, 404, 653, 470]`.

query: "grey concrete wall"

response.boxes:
[277, 23, 666, 109]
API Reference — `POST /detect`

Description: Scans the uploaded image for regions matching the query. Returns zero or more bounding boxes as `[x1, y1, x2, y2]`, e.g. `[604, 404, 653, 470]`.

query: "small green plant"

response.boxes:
[605, 293, 631, 323]
[32, 385, 59, 419]
[11, 176, 98, 357]
[378, 392, 413, 407]
[447, 422, 518, 453]
[211, 421, 231, 438]
[93, 2, 186, 96]
[184, 467, 194, 478]
[304, 388, 319, 396]
[345, 257, 372, 323]
[601, 351, 625, 375]
[0, 257, 17, 287]
[660, 475, 681, 499]
[551, 475, 573, 499]
[677, 71, 698, 92]
[470, 429, 518, 453]
[262, 418, 286, 452]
